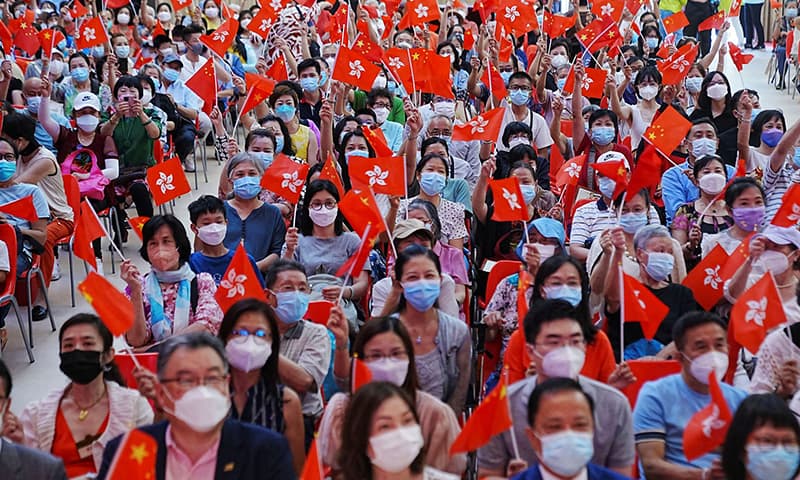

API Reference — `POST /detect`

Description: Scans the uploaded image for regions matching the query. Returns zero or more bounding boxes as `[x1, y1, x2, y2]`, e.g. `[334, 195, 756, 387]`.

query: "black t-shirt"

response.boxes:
[689, 108, 738, 136]
[298, 98, 322, 127]
[5, 77, 21, 103]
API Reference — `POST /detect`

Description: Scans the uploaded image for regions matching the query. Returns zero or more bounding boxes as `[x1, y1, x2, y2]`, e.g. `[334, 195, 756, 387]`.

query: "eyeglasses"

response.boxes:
[272, 285, 312, 294]
[310, 200, 337, 211]
[161, 373, 229, 390]
[230, 328, 270, 344]
[536, 338, 586, 349]
[0, 153, 15, 161]
[509, 86, 532, 92]
[372, 102, 392, 109]
[428, 129, 452, 137]
[363, 350, 409, 362]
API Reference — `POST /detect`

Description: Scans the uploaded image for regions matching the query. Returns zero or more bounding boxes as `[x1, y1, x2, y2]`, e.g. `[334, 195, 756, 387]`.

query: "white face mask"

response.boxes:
[141, 89, 153, 105]
[117, 13, 130, 24]
[157, 11, 172, 22]
[434, 101, 455, 119]
[372, 75, 387, 89]
[695, 172, 725, 195]
[536, 430, 594, 477]
[205, 7, 219, 18]
[366, 358, 409, 386]
[508, 137, 529, 149]
[687, 350, 729, 384]
[169, 385, 230, 433]
[691, 138, 718, 158]
[374, 107, 389, 124]
[639, 85, 659, 100]
[369, 425, 424, 473]
[551, 54, 568, 68]
[706, 83, 728, 100]
[50, 59, 64, 77]
[532, 243, 556, 261]
[225, 336, 272, 373]
[76, 114, 99, 132]
[308, 206, 338, 227]
[196, 223, 226, 246]
[760, 250, 790, 276]
[537, 345, 585, 379]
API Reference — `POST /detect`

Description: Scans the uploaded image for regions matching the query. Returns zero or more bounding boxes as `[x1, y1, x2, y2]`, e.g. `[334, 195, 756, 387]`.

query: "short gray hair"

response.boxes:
[227, 152, 264, 178]
[156, 332, 229, 379]
[633, 224, 671, 251]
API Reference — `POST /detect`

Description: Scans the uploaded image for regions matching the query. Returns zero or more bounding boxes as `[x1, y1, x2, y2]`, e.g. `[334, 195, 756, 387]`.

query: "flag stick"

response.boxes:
[85, 200, 127, 262]
[406, 48, 417, 107]
[505, 369, 522, 460]
[618, 263, 625, 362]
[230, 106, 242, 136]
[121, 341, 143, 369]
[291, 202, 299, 228]
[486, 55, 494, 109]
[523, 220, 530, 245]
[336, 272, 351, 304]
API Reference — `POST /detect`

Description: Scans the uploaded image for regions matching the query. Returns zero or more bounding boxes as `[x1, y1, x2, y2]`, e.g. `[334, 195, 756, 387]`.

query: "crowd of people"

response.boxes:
[0, 0, 800, 478]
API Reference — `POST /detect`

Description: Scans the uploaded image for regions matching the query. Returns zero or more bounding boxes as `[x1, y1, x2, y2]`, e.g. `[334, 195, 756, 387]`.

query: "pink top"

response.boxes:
[165, 425, 220, 480]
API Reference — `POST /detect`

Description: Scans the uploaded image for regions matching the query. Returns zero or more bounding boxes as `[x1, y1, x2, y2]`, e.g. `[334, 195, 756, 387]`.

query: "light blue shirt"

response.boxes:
[379, 120, 404, 153]
[0, 183, 50, 228]
[162, 79, 203, 112]
[15, 109, 69, 155]
[662, 162, 736, 226]
[633, 373, 747, 477]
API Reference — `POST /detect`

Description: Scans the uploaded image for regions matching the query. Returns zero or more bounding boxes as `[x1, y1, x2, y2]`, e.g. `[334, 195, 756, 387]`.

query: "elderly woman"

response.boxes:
[222, 153, 287, 273]
[603, 224, 700, 360]
[120, 215, 222, 351]
[20, 314, 152, 478]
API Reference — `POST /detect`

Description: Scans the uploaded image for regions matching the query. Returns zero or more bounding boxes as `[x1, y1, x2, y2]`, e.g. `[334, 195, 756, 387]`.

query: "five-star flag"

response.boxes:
[642, 106, 692, 155]
[37, 29, 65, 58]
[319, 153, 345, 196]
[623, 271, 669, 340]
[698, 11, 726, 31]
[185, 57, 218, 115]
[663, 11, 689, 33]
[104, 428, 157, 479]
[241, 73, 276, 116]
[339, 189, 386, 243]
[450, 371, 513, 454]
[78, 272, 135, 337]
[592, 159, 628, 199]
[576, 15, 619, 53]
[728, 42, 754, 71]
[73, 200, 106, 271]
[542, 11, 575, 38]
[361, 125, 394, 157]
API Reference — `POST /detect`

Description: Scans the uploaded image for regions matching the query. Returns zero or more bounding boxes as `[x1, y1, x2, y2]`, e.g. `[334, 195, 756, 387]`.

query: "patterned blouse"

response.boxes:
[672, 201, 733, 268]
[397, 197, 468, 244]
[230, 378, 286, 433]
[485, 273, 533, 366]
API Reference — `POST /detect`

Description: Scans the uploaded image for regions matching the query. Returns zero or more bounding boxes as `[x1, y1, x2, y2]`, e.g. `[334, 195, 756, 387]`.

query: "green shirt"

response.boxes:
[107, 107, 162, 169]
[659, 0, 687, 14]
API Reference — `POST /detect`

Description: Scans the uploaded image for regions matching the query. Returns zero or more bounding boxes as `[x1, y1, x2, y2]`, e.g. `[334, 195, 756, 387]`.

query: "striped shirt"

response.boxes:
[569, 199, 661, 248]
[230, 379, 285, 433]
[763, 164, 800, 224]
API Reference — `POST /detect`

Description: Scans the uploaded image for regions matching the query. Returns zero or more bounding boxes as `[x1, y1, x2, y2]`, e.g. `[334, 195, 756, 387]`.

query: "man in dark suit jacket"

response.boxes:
[96, 332, 295, 480]
[0, 359, 68, 480]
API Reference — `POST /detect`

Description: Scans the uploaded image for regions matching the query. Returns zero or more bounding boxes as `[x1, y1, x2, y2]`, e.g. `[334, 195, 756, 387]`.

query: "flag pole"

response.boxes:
[405, 48, 417, 107]
[486, 55, 494, 109]
[504, 368, 522, 460]
[291, 202, 299, 228]
[85, 200, 128, 262]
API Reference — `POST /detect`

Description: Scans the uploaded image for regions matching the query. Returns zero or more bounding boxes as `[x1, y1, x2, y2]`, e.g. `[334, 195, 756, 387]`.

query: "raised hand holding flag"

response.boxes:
[489, 177, 529, 222]
[261, 154, 309, 204]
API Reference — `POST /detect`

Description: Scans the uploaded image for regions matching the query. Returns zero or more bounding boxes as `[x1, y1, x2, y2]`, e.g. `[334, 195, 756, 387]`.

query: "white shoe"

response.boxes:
[95, 259, 104, 277]
[51, 262, 61, 281]
[184, 154, 196, 172]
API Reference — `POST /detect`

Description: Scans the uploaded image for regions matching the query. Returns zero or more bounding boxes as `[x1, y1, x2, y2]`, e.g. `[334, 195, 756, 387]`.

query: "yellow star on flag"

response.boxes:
[412, 52, 420, 61]
[43, 32, 51, 39]
[130, 443, 150, 464]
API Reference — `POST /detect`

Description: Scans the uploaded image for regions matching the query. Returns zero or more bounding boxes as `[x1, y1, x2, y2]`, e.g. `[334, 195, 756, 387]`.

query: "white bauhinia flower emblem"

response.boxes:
[414, 3, 429, 18]
[212, 30, 229, 42]
[502, 188, 521, 210]
[744, 297, 768, 327]
[349, 60, 366, 78]
[388, 56, 405, 70]
[469, 115, 489, 134]
[701, 405, 727, 437]
[504, 6, 520, 21]
[83, 27, 96, 42]
[220, 268, 247, 298]
[269, 0, 282, 10]
[281, 171, 303, 193]
[259, 19, 272, 32]
[566, 162, 581, 178]
[670, 55, 690, 73]
[632, 288, 646, 310]
[581, 76, 593, 91]
[787, 203, 800, 223]
[703, 265, 722, 290]
[155, 171, 175, 195]
[601, 3, 615, 16]
[366, 166, 389, 187]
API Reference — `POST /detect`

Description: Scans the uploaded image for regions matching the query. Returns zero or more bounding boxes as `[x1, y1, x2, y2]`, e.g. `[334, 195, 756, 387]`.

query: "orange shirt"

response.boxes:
[503, 328, 617, 384]
[51, 407, 109, 478]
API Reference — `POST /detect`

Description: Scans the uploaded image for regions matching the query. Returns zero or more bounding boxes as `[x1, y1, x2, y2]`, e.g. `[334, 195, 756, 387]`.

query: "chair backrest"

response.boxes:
[61, 175, 81, 225]
[0, 224, 17, 299]
[485, 260, 523, 302]
[114, 352, 159, 389]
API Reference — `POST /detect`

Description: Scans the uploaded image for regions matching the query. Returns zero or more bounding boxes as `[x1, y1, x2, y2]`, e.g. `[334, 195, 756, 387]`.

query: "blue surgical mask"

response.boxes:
[598, 176, 617, 199]
[500, 71, 512, 85]
[26, 96, 41, 114]
[92, 46, 105, 58]
[345, 150, 370, 163]
[387, 80, 397, 95]
[537, 430, 594, 477]
[251, 151, 274, 169]
[750, 108, 761, 122]
[0, 160, 16, 181]
[299, 77, 320, 92]
[543, 285, 583, 307]
[275, 136, 284, 153]
[556, 78, 566, 90]
[275, 105, 296, 122]
[509, 88, 529, 106]
[590, 126, 615, 146]
[762, 128, 784, 148]
[71, 67, 90, 82]
[419, 172, 446, 196]
[319, 71, 328, 86]
[645, 37, 659, 49]
[746, 444, 800, 480]
[162, 68, 180, 83]
[793, 147, 800, 168]
[151, 77, 162, 91]
[232, 176, 262, 200]
[619, 212, 648, 234]
[644, 251, 674, 281]
[115, 45, 131, 58]
[402, 279, 440, 311]
[520, 184, 537, 204]
[273, 290, 310, 324]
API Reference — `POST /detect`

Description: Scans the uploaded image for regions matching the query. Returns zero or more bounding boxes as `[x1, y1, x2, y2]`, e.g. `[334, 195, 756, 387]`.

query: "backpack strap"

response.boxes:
[190, 277, 199, 314]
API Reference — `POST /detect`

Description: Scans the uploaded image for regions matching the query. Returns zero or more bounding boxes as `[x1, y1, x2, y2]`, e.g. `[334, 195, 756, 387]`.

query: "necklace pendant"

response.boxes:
[78, 409, 88, 421]
[416, 335, 422, 344]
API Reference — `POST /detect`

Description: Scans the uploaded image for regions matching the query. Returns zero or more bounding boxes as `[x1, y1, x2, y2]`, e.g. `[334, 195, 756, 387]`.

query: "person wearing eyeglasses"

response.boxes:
[217, 299, 305, 475]
[264, 259, 332, 450]
[97, 332, 295, 480]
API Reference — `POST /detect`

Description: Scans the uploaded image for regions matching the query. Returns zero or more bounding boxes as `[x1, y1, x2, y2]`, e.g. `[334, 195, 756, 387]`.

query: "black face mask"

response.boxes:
[18, 138, 40, 157]
[59, 350, 104, 385]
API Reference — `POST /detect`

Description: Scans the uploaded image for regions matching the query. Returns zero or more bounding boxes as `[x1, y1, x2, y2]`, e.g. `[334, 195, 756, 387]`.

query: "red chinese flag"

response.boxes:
[185, 57, 217, 115]
[480, 63, 509, 101]
[663, 11, 689, 34]
[643, 106, 691, 155]
[171, 0, 193, 12]
[683, 374, 732, 461]
[361, 126, 394, 157]
[351, 356, 374, 392]
[336, 227, 374, 278]
[698, 11, 726, 31]
[75, 17, 109, 50]
[146, 157, 191, 206]
[517, 269, 533, 322]
[771, 183, 800, 227]
[247, 4, 278, 37]
[473, 0, 499, 21]
[489, 177, 528, 222]
[549, 143, 565, 188]
[576, 16, 619, 52]
[719, 234, 754, 280]
[266, 55, 289, 82]
[70, 0, 89, 18]
[106, 0, 129, 8]
[728, 43, 754, 71]
[200, 18, 239, 58]
[319, 153, 345, 196]
[562, 66, 607, 99]
[463, 28, 476, 50]
[398, 0, 439, 29]
[78, 272, 135, 337]
[450, 372, 512, 454]
[542, 11, 575, 38]
[240, 74, 275, 117]
[622, 359, 682, 407]
[555, 154, 587, 189]
[37, 29, 65, 58]
[623, 272, 669, 340]
[681, 244, 730, 311]
[301, 438, 324, 480]
[351, 34, 383, 63]
[349, 156, 406, 196]
[73, 201, 106, 271]
[305, 300, 334, 325]
[731, 273, 786, 353]
[0, 22, 11, 52]
[214, 244, 267, 313]
[261, 154, 309, 204]
[658, 42, 700, 85]
[332, 48, 381, 91]
[591, 0, 624, 22]
[592, 160, 628, 199]
[452, 107, 505, 142]
[0, 195, 38, 224]
[419, 51, 454, 99]
[105, 429, 157, 479]
[13, 23, 40, 56]
[339, 189, 386, 242]
[626, 144, 665, 201]
[127, 216, 149, 242]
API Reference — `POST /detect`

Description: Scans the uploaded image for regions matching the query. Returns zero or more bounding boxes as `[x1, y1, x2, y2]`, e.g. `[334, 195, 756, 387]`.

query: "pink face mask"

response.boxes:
[150, 247, 179, 271]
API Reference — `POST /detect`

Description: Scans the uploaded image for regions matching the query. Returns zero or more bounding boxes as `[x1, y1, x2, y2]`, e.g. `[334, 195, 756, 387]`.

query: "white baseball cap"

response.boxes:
[73, 92, 101, 112]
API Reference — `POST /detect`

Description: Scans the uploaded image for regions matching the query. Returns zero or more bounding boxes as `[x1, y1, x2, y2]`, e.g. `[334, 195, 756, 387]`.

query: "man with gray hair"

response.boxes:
[423, 113, 480, 188]
[97, 332, 295, 480]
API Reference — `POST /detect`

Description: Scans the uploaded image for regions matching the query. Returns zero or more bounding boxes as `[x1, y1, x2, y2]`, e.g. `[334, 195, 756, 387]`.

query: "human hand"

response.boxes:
[120, 259, 142, 290]
[480, 157, 496, 179]
[777, 359, 800, 398]
[749, 236, 766, 262]
[483, 311, 502, 330]
[326, 305, 349, 345]
[133, 366, 158, 401]
[506, 459, 528, 477]
[321, 285, 342, 302]
[607, 362, 637, 390]
[284, 227, 299, 253]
